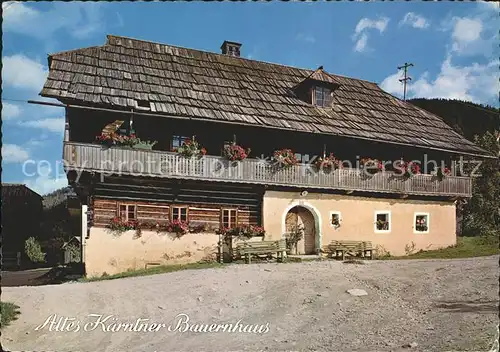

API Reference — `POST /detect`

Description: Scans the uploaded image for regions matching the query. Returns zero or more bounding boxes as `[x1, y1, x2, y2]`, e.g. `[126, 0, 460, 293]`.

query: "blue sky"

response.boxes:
[2, 1, 498, 195]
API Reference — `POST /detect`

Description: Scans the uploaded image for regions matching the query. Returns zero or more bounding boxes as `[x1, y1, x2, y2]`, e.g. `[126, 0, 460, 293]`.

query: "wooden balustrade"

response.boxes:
[63, 142, 472, 197]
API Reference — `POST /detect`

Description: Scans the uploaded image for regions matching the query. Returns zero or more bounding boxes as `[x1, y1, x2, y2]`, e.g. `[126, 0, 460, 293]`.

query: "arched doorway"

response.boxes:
[285, 206, 316, 254]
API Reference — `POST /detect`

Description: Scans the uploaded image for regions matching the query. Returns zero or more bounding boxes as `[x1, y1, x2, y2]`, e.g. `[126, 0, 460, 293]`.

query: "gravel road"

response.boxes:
[2, 256, 499, 352]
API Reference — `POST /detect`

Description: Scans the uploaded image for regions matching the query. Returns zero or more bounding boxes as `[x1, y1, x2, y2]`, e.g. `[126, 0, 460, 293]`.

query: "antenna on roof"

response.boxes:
[397, 62, 413, 101]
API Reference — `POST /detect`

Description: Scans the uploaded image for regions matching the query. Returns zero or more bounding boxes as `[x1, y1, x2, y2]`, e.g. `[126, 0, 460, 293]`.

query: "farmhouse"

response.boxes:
[1, 184, 43, 268]
[40, 35, 490, 276]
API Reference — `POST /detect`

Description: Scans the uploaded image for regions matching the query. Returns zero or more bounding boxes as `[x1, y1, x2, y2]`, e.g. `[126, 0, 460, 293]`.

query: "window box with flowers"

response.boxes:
[108, 217, 139, 233]
[434, 166, 452, 181]
[95, 132, 157, 150]
[360, 158, 384, 175]
[173, 136, 207, 158]
[395, 160, 421, 179]
[223, 142, 251, 162]
[414, 213, 429, 233]
[132, 140, 158, 150]
[374, 211, 391, 233]
[108, 218, 206, 238]
[314, 153, 340, 173]
[330, 211, 342, 229]
[273, 149, 299, 169]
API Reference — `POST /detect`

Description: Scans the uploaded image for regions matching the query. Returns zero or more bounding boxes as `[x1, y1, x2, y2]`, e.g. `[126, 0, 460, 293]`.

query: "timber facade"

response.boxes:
[40, 35, 491, 276]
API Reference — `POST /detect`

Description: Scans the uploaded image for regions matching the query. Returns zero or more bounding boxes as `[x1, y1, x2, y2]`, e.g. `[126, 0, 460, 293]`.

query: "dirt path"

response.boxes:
[2, 256, 499, 352]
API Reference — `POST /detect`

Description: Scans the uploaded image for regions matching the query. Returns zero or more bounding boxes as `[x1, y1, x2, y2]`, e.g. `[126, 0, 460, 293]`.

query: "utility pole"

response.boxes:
[397, 62, 414, 101]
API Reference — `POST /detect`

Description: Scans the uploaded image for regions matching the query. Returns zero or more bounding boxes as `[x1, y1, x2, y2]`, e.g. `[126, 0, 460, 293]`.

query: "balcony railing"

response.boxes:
[63, 142, 472, 197]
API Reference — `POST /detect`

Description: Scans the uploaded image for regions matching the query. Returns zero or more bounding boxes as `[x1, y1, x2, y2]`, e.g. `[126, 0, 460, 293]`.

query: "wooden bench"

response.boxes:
[322, 240, 373, 260]
[236, 240, 287, 264]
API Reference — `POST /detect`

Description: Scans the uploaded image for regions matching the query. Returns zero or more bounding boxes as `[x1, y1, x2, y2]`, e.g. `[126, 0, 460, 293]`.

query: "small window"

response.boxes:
[221, 209, 237, 228]
[171, 135, 189, 150]
[374, 211, 391, 232]
[414, 213, 429, 233]
[313, 86, 332, 107]
[172, 206, 188, 222]
[294, 153, 310, 163]
[137, 100, 150, 108]
[330, 211, 341, 229]
[118, 204, 137, 221]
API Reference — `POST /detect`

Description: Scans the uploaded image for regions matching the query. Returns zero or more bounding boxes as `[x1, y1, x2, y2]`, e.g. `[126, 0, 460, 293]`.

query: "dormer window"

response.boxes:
[293, 66, 340, 106]
[313, 86, 333, 107]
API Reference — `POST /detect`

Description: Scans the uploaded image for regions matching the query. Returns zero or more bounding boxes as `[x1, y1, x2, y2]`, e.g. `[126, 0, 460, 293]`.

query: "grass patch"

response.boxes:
[1, 302, 21, 328]
[382, 237, 499, 260]
[82, 261, 223, 282]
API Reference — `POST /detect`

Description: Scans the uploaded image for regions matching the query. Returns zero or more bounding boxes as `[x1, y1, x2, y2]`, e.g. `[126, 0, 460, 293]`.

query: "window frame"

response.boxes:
[171, 135, 189, 150]
[117, 203, 137, 222]
[374, 211, 391, 233]
[413, 212, 430, 234]
[171, 206, 189, 222]
[329, 211, 342, 229]
[312, 86, 332, 107]
[221, 208, 238, 229]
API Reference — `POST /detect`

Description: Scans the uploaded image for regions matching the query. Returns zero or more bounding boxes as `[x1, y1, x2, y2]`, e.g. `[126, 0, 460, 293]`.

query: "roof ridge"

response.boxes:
[105, 34, 378, 85]
[48, 45, 102, 57]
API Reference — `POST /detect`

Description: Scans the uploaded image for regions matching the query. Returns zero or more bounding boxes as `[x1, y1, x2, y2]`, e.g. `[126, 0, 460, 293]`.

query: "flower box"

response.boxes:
[395, 160, 421, 178]
[314, 153, 340, 173]
[132, 141, 157, 150]
[223, 142, 251, 162]
[360, 158, 384, 174]
[273, 149, 298, 168]
[174, 137, 207, 158]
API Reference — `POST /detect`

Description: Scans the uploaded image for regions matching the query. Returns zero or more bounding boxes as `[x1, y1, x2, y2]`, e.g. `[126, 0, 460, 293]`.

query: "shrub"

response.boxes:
[25, 237, 46, 263]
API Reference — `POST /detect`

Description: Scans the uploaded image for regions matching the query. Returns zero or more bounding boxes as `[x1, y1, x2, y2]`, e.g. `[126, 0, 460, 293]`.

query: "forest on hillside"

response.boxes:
[409, 98, 499, 240]
[409, 98, 499, 141]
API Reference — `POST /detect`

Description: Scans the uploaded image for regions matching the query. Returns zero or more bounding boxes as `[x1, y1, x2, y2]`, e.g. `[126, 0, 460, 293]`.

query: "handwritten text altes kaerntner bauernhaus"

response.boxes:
[35, 314, 270, 334]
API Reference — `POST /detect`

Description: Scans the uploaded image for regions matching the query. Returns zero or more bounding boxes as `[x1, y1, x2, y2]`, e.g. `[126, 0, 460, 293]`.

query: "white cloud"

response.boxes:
[19, 118, 65, 134]
[440, 12, 495, 57]
[352, 17, 389, 53]
[453, 17, 483, 43]
[354, 33, 369, 53]
[3, 2, 105, 40]
[354, 17, 389, 35]
[2, 102, 22, 120]
[2, 55, 48, 91]
[380, 57, 499, 104]
[23, 164, 68, 195]
[399, 12, 429, 29]
[2, 144, 30, 163]
[295, 33, 316, 44]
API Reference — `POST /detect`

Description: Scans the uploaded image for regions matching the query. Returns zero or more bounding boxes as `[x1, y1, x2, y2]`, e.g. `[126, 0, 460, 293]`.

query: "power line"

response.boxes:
[2, 98, 35, 104]
[397, 62, 413, 101]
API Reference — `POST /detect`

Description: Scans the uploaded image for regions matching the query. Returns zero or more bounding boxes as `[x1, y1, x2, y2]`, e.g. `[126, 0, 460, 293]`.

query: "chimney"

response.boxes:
[220, 40, 242, 57]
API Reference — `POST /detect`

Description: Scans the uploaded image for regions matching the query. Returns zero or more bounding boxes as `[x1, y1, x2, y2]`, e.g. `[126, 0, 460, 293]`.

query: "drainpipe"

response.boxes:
[81, 204, 88, 267]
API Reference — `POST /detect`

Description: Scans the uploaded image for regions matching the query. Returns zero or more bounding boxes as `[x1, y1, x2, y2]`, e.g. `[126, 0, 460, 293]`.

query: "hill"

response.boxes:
[408, 98, 499, 141]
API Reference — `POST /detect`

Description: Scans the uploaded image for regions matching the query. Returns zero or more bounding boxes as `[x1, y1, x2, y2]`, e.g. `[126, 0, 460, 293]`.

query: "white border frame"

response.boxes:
[329, 211, 342, 230]
[374, 210, 391, 233]
[413, 212, 430, 234]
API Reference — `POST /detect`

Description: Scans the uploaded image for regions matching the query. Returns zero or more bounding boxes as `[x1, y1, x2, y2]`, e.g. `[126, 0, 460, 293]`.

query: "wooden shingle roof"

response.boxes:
[40, 35, 488, 155]
[1, 184, 42, 199]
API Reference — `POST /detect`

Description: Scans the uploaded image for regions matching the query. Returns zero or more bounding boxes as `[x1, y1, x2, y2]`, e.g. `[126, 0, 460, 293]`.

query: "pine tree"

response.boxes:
[461, 131, 500, 241]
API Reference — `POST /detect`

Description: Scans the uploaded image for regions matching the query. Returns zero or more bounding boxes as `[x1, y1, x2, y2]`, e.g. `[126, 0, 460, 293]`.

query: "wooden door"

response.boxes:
[285, 206, 316, 255]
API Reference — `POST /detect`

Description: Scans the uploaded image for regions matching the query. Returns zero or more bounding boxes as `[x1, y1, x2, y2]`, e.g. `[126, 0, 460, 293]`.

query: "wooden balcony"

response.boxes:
[63, 142, 472, 198]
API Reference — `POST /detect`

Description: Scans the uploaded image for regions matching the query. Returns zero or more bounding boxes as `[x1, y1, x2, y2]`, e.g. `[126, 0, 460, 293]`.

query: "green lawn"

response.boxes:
[385, 236, 500, 260]
[1, 302, 21, 328]
[83, 261, 224, 282]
